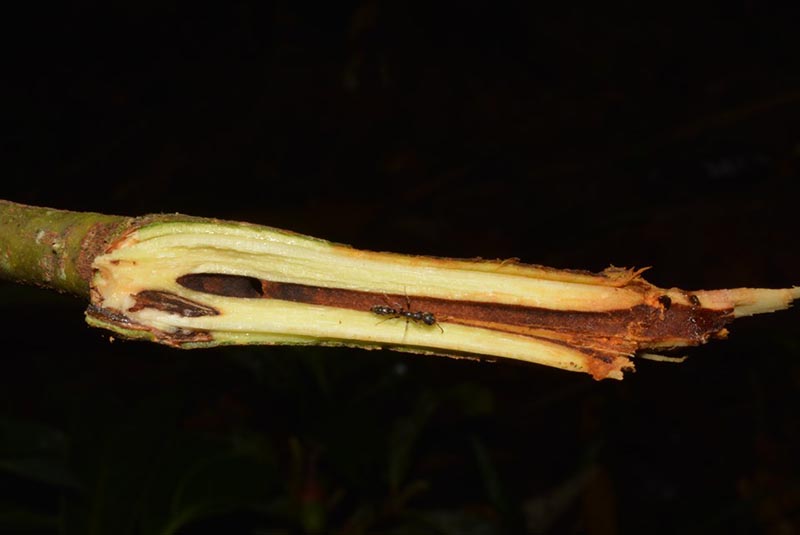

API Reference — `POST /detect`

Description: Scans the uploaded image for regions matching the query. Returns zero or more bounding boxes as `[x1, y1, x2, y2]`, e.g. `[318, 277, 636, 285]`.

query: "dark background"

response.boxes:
[2, 3, 799, 534]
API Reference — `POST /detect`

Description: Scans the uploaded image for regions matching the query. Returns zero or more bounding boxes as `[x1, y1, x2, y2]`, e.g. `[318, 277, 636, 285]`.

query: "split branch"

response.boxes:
[1, 200, 797, 380]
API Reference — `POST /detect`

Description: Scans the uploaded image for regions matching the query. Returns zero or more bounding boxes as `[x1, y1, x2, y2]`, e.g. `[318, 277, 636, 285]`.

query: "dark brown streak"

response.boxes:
[177, 273, 263, 298]
[86, 303, 132, 325]
[129, 290, 219, 317]
[175, 275, 734, 346]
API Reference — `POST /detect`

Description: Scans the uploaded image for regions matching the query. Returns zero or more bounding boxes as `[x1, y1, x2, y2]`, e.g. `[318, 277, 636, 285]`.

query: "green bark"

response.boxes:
[0, 200, 126, 296]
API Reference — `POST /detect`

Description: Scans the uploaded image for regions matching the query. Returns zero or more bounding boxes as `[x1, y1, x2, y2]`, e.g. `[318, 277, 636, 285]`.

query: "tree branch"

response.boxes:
[2, 200, 797, 380]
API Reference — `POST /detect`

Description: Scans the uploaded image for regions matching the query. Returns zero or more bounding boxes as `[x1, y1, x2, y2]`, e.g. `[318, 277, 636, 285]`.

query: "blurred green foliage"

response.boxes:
[0, 345, 511, 534]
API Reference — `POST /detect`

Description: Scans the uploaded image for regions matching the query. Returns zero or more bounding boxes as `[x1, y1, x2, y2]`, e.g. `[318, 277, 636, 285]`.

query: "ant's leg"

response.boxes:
[374, 316, 395, 326]
[401, 287, 410, 343]
[383, 292, 403, 312]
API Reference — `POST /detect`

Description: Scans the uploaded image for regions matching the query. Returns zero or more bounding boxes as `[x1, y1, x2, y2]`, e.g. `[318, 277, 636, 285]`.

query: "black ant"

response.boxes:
[370, 293, 443, 333]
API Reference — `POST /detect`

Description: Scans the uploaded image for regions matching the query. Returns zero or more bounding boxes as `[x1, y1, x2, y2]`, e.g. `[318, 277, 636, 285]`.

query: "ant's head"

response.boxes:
[421, 312, 436, 325]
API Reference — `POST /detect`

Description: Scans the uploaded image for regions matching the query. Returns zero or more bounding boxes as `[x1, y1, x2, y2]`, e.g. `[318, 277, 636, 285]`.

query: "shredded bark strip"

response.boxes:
[129, 290, 220, 318]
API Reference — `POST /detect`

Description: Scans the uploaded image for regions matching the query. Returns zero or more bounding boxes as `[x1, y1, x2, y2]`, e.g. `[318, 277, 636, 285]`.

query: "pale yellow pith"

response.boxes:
[92, 222, 635, 378]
